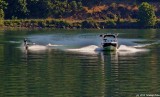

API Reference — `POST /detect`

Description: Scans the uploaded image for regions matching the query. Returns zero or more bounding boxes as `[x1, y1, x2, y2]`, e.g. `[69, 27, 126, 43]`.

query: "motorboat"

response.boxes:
[100, 34, 118, 51]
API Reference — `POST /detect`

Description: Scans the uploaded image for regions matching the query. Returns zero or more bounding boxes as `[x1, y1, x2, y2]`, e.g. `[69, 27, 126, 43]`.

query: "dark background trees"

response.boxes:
[138, 2, 156, 27]
[0, 0, 159, 20]
[5, 0, 28, 19]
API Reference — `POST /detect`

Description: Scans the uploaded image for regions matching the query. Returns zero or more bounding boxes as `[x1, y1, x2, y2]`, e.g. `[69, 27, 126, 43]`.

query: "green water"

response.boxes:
[0, 29, 160, 97]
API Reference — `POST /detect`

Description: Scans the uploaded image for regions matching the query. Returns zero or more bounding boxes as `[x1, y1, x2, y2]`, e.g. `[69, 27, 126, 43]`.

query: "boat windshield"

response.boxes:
[101, 34, 117, 42]
[103, 35, 116, 38]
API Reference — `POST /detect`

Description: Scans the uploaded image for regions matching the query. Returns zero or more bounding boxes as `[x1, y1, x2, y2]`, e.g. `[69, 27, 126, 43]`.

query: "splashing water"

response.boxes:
[26, 45, 47, 51]
[66, 44, 149, 55]
[117, 45, 149, 55]
[19, 34, 152, 54]
[20, 42, 64, 52]
[21, 43, 149, 55]
[46, 43, 63, 47]
[19, 37, 151, 56]
[133, 41, 159, 48]
[67, 45, 100, 54]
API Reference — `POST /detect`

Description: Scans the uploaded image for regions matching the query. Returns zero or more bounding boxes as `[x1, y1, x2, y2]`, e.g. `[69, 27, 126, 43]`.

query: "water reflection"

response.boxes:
[2, 45, 156, 97]
[100, 49, 160, 97]
[0, 29, 160, 97]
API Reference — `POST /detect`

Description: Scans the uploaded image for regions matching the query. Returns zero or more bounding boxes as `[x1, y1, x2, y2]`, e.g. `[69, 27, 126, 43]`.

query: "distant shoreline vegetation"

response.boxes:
[0, 1, 159, 29]
[2, 19, 160, 29]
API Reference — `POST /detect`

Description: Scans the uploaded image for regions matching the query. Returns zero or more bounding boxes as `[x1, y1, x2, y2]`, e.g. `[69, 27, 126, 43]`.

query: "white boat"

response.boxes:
[100, 34, 118, 51]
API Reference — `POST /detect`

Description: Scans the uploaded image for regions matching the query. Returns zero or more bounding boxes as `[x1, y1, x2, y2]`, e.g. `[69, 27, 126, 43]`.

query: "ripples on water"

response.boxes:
[0, 30, 160, 97]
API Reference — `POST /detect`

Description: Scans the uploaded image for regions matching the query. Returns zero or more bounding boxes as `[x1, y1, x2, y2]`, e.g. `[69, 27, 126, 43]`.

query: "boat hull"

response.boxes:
[102, 42, 118, 51]
[103, 45, 117, 51]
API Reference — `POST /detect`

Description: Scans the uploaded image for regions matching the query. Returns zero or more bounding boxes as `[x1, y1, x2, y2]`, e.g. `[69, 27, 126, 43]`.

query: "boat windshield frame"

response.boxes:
[102, 34, 118, 39]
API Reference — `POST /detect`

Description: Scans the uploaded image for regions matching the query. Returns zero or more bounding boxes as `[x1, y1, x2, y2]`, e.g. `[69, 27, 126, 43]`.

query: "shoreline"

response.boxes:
[1, 19, 160, 29]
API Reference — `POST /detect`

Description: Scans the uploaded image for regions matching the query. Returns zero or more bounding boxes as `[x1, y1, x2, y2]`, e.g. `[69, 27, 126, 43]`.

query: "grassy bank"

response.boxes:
[3, 19, 160, 29]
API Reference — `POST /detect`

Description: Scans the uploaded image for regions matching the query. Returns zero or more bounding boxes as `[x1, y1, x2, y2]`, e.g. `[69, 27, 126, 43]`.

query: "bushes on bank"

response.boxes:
[3, 18, 160, 29]
[81, 20, 100, 28]
[106, 20, 117, 27]
[4, 19, 71, 28]
[0, 9, 5, 26]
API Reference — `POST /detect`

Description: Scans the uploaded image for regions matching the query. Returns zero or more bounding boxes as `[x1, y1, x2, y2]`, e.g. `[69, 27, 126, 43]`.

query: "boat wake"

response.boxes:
[66, 44, 149, 55]
[46, 43, 63, 47]
[117, 45, 149, 55]
[21, 43, 149, 55]
[23, 45, 47, 51]
[21, 43, 63, 52]
[66, 45, 100, 54]
[19, 36, 152, 55]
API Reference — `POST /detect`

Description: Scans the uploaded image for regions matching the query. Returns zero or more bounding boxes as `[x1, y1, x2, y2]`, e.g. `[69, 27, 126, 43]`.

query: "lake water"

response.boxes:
[0, 29, 160, 97]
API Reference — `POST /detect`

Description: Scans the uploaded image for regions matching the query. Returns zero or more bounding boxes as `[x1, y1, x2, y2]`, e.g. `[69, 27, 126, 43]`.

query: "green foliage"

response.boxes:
[0, 9, 4, 26]
[100, 20, 116, 28]
[138, 2, 157, 27]
[4, 20, 21, 27]
[4, 0, 86, 19]
[106, 12, 117, 19]
[5, 0, 28, 18]
[27, 0, 50, 18]
[0, 0, 7, 9]
[3, 18, 155, 29]
[77, 2, 83, 10]
[0, 9, 4, 19]
[0, 0, 7, 26]
[81, 20, 99, 28]
[54, 20, 71, 28]
[1, 0, 160, 29]
[106, 20, 116, 26]
[70, 1, 77, 12]
[4, 19, 72, 28]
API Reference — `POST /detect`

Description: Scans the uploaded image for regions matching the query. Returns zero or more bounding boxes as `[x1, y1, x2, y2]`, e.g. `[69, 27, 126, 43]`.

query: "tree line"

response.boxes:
[1, 0, 84, 19]
[0, 0, 158, 27]
[0, 0, 159, 19]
